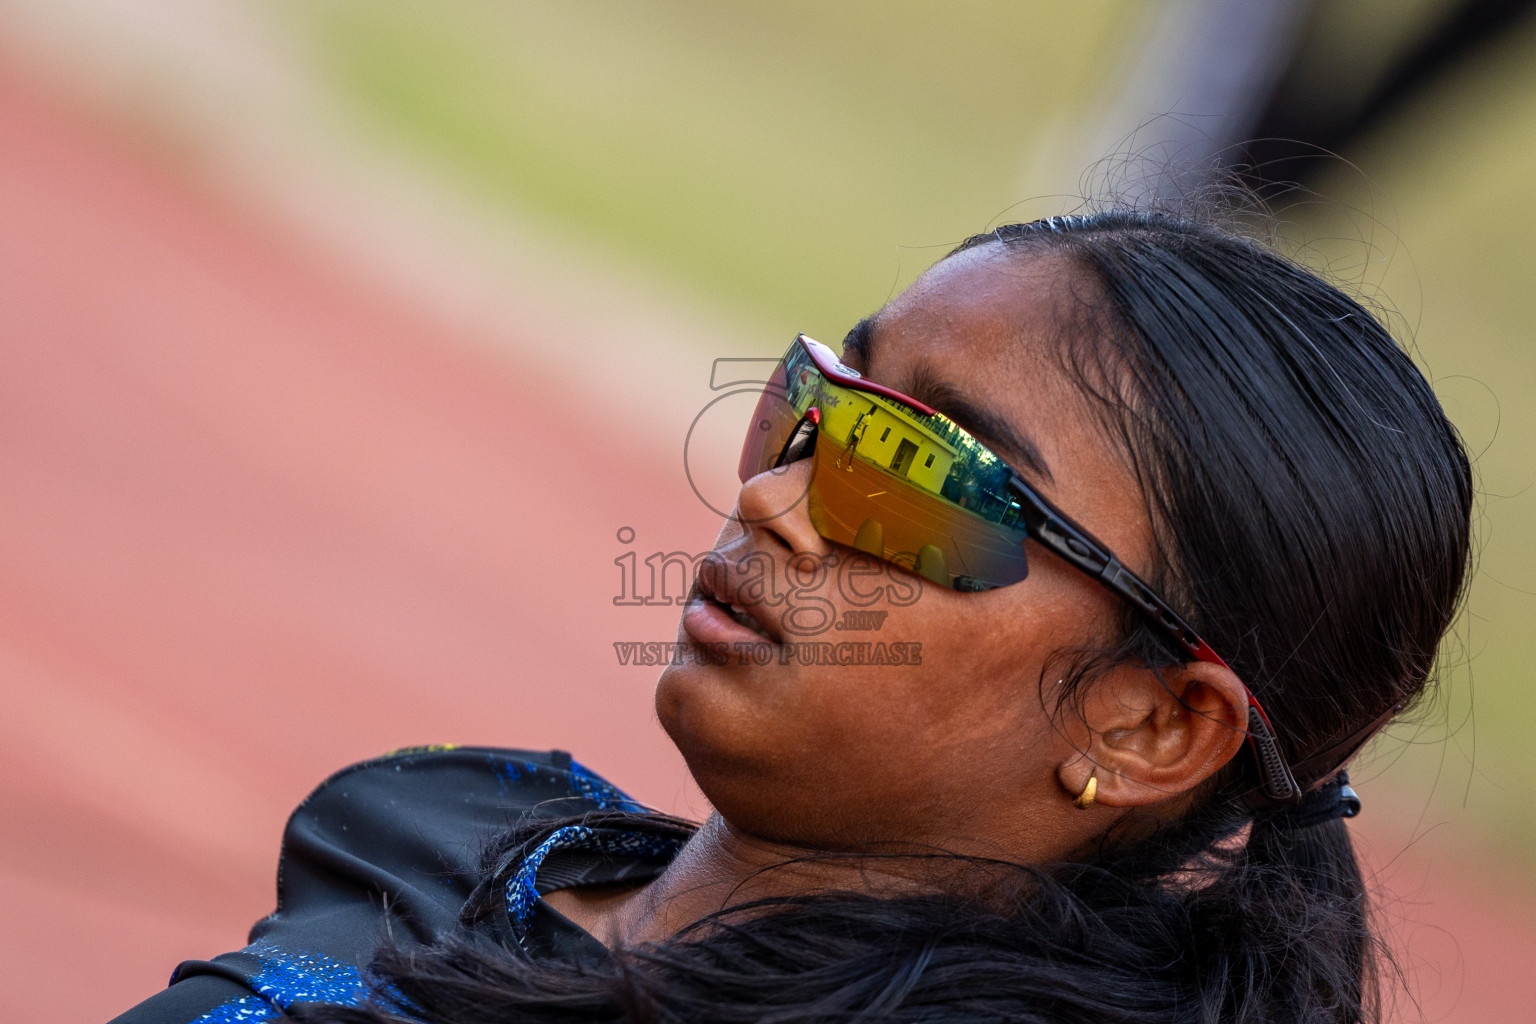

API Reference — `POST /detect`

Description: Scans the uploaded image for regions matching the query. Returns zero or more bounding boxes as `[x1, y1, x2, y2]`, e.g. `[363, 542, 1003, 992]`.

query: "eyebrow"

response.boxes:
[839, 315, 1054, 484]
[841, 316, 876, 366]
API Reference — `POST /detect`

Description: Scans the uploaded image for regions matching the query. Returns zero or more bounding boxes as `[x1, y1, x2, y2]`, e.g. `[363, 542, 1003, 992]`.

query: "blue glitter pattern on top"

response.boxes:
[187, 943, 365, 1023]
[504, 826, 684, 945]
[188, 995, 277, 1024]
[567, 759, 647, 811]
[248, 943, 364, 1007]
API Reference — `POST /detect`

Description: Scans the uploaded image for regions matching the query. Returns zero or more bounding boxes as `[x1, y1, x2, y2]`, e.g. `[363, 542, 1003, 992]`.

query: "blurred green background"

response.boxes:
[295, 1, 1135, 341]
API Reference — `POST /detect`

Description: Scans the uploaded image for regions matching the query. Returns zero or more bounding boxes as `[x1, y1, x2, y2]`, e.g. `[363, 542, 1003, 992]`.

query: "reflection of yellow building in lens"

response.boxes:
[814, 392, 956, 493]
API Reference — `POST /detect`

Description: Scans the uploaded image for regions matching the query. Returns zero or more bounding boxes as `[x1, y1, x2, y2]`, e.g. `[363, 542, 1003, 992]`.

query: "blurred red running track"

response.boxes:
[0, 65, 1530, 1024]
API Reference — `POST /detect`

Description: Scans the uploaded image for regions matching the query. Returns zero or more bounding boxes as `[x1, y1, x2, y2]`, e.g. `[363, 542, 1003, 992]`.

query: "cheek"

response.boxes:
[805, 573, 1106, 777]
[786, 585, 1053, 752]
[879, 594, 1055, 736]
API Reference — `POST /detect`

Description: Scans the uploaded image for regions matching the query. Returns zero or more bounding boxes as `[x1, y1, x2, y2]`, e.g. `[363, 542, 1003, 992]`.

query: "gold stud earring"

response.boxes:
[1073, 770, 1098, 810]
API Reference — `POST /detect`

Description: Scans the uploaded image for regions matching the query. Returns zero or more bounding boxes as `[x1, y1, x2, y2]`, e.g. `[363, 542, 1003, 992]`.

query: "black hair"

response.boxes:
[287, 211, 1473, 1023]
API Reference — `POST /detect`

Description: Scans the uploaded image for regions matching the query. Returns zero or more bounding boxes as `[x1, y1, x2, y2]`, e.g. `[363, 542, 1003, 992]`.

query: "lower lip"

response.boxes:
[681, 598, 776, 649]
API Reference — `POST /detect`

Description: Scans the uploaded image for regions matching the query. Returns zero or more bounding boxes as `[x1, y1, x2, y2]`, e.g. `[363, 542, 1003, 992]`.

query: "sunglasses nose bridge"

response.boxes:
[773, 408, 821, 469]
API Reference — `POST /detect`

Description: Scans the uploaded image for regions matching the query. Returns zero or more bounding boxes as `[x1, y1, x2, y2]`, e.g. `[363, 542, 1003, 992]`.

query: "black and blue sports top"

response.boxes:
[107, 746, 685, 1024]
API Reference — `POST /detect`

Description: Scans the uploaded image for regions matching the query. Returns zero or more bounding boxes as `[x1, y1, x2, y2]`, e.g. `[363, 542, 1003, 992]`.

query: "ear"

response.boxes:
[1057, 660, 1249, 809]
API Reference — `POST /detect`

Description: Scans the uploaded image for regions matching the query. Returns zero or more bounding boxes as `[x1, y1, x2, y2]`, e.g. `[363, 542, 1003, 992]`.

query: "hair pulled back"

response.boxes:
[290, 211, 1474, 1024]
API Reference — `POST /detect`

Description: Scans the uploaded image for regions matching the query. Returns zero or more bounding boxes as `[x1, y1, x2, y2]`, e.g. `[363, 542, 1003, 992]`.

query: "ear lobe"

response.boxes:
[1061, 660, 1249, 809]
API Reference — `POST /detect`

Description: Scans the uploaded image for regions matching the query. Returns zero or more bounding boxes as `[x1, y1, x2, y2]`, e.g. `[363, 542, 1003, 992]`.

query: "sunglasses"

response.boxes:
[737, 334, 1312, 806]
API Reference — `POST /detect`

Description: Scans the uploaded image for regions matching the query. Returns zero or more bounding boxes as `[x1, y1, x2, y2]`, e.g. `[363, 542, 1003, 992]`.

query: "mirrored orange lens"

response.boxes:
[737, 342, 1030, 590]
[805, 428, 1028, 590]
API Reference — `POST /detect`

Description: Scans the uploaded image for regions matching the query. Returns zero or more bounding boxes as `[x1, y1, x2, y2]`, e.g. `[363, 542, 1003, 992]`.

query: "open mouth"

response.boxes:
[693, 590, 775, 642]
[724, 599, 773, 641]
[691, 566, 778, 644]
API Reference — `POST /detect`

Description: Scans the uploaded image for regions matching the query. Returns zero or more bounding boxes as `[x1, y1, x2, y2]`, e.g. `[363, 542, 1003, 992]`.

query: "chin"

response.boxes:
[655, 664, 785, 827]
[654, 671, 883, 847]
[655, 660, 752, 784]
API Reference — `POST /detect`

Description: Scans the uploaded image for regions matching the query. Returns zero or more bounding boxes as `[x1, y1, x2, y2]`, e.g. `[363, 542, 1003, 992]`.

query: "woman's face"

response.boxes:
[655, 244, 1166, 861]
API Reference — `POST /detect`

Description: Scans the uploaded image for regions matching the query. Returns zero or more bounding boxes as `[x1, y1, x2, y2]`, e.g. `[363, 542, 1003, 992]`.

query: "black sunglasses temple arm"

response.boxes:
[1010, 479, 1193, 644]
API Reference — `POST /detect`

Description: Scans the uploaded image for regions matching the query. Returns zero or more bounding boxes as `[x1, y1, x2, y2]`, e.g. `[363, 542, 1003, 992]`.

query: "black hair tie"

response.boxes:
[1273, 771, 1362, 830]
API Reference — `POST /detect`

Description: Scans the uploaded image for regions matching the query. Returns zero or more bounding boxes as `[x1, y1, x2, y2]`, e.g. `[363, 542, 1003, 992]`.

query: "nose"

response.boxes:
[734, 457, 833, 560]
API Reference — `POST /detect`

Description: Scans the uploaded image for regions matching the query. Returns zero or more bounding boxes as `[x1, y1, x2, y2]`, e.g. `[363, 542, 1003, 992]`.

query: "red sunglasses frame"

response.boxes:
[788, 335, 1313, 805]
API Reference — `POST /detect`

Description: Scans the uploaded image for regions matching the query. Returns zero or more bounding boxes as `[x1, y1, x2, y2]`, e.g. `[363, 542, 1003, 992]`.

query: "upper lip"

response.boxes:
[692, 551, 782, 644]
